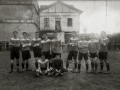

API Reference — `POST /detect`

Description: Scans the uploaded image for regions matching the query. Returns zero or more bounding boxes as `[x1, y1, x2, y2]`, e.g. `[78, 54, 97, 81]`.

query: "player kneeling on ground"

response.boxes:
[36, 54, 54, 77]
[52, 54, 65, 76]
[88, 33, 99, 74]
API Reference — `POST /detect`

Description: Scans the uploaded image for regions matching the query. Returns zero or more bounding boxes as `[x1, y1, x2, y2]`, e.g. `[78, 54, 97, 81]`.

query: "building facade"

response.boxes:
[39, 0, 83, 43]
[0, 0, 40, 41]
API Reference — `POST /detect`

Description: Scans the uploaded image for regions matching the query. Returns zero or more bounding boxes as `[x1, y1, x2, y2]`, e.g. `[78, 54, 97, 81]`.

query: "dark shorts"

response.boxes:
[42, 51, 51, 59]
[33, 47, 41, 58]
[90, 53, 98, 58]
[41, 67, 47, 71]
[67, 51, 78, 60]
[78, 52, 88, 60]
[10, 47, 20, 60]
[51, 52, 61, 58]
[99, 52, 108, 60]
[22, 50, 31, 60]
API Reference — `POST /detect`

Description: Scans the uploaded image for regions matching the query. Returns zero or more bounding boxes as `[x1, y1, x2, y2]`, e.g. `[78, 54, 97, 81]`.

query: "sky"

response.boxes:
[38, 0, 120, 34]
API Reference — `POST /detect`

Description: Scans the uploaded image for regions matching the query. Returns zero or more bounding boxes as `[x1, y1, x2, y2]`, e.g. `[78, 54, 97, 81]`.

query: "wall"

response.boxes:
[0, 23, 39, 41]
[0, 0, 40, 41]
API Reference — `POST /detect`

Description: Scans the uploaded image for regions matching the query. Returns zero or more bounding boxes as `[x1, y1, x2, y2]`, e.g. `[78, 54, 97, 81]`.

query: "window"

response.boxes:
[67, 18, 72, 27]
[44, 18, 49, 27]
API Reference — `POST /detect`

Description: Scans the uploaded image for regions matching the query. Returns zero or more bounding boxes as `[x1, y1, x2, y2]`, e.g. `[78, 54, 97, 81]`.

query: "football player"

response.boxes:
[9, 31, 20, 73]
[99, 31, 110, 74]
[77, 34, 89, 73]
[36, 54, 50, 76]
[66, 31, 78, 72]
[32, 32, 42, 69]
[21, 32, 31, 71]
[51, 32, 62, 59]
[88, 33, 99, 74]
[41, 33, 52, 67]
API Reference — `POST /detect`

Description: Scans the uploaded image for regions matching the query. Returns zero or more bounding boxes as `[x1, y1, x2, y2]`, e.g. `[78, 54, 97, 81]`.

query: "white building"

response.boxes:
[39, 0, 83, 43]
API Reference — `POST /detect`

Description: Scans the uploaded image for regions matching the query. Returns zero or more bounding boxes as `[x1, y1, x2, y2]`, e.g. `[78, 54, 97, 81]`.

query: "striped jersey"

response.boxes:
[78, 40, 88, 54]
[99, 38, 110, 52]
[10, 38, 20, 47]
[41, 39, 51, 51]
[68, 37, 78, 51]
[88, 39, 99, 53]
[38, 59, 49, 69]
[51, 39, 61, 53]
[32, 38, 41, 47]
[21, 38, 31, 51]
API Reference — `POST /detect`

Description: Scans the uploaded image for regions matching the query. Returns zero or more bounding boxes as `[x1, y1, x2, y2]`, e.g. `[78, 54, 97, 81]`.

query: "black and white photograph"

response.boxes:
[0, 0, 120, 90]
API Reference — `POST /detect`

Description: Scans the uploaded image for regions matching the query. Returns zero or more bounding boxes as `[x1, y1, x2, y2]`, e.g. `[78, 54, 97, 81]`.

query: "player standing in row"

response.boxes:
[77, 34, 89, 73]
[99, 31, 110, 74]
[21, 32, 31, 71]
[66, 32, 78, 72]
[9, 31, 20, 73]
[51, 32, 62, 60]
[88, 33, 99, 74]
[41, 34, 52, 67]
[32, 32, 42, 69]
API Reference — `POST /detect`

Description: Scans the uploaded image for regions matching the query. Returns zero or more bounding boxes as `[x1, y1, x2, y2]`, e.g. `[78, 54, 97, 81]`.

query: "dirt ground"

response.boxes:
[0, 50, 120, 90]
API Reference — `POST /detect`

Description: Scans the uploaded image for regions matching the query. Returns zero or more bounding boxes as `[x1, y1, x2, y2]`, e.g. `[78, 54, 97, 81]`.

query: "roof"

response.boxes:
[39, 0, 83, 14]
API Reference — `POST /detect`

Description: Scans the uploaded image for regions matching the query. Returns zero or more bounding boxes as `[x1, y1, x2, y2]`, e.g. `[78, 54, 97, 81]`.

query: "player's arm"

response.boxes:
[78, 42, 86, 49]
[38, 62, 42, 73]
[47, 60, 49, 70]
[49, 41, 52, 55]
[16, 40, 20, 47]
[9, 39, 13, 46]
[31, 39, 34, 47]
[27, 39, 31, 46]
[60, 60, 63, 72]
[96, 41, 100, 55]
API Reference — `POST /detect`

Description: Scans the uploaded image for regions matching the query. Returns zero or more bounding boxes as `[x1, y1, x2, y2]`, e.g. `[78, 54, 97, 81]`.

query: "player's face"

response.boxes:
[35, 33, 39, 38]
[81, 35, 85, 40]
[90, 33, 95, 39]
[23, 33, 27, 38]
[56, 55, 60, 60]
[13, 32, 18, 37]
[41, 55, 45, 61]
[43, 34, 47, 39]
[101, 31, 106, 38]
[72, 33, 76, 37]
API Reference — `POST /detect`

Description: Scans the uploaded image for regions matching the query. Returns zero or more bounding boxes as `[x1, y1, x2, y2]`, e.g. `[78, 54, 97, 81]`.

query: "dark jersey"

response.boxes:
[52, 59, 63, 70]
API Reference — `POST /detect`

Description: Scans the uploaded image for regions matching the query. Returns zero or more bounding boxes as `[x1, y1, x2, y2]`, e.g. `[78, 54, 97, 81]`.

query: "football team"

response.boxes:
[9, 31, 110, 76]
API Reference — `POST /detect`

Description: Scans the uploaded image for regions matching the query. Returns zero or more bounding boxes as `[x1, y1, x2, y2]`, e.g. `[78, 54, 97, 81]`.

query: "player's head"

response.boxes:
[72, 31, 76, 37]
[80, 34, 85, 40]
[101, 31, 107, 38]
[56, 54, 60, 60]
[35, 32, 39, 38]
[90, 33, 95, 39]
[42, 33, 47, 39]
[23, 32, 27, 38]
[41, 54, 45, 61]
[13, 31, 18, 37]
[54, 32, 58, 38]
